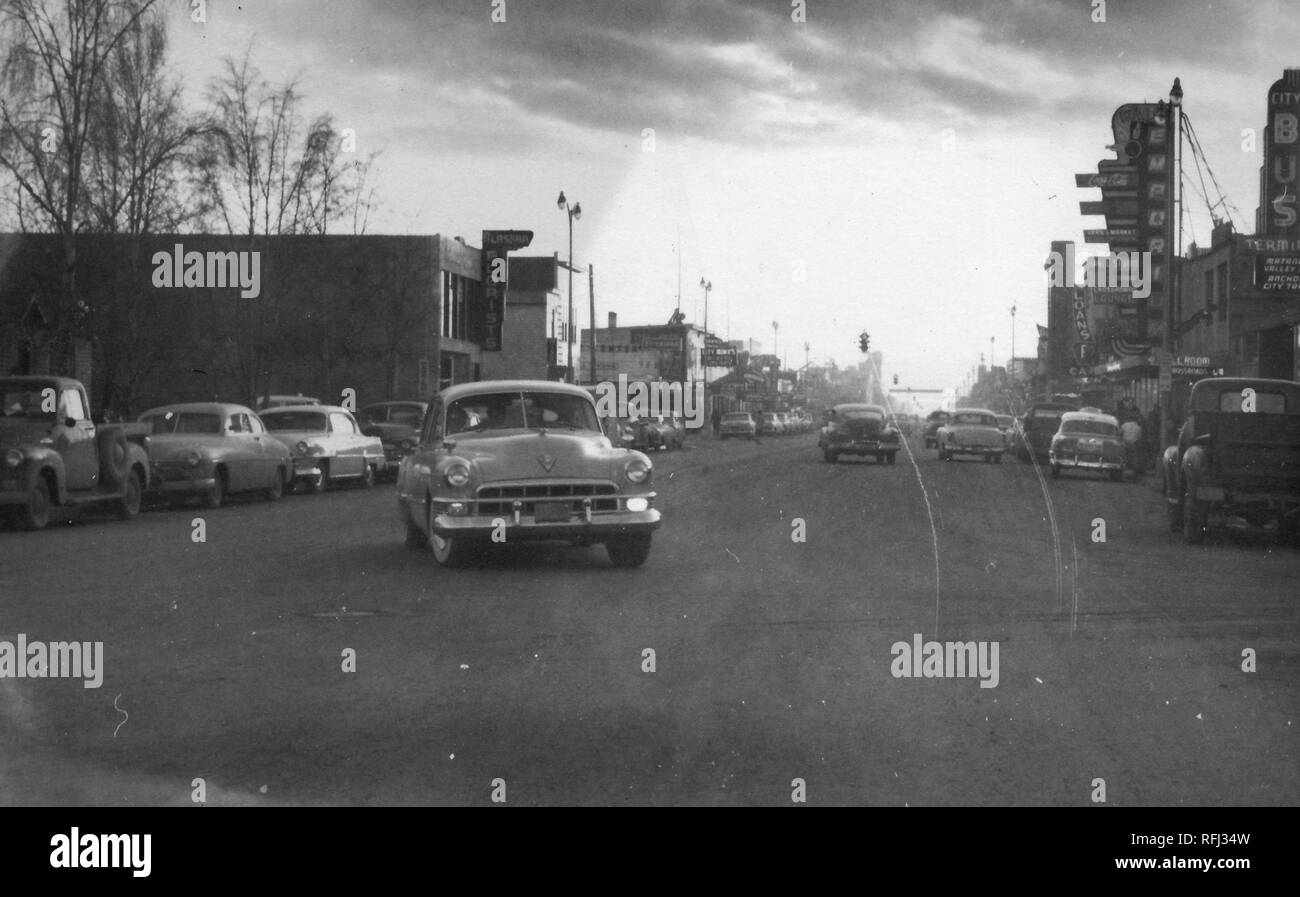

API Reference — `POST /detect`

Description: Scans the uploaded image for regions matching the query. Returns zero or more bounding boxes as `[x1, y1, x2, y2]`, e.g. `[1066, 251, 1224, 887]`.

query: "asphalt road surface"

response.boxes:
[1, 432, 1296, 805]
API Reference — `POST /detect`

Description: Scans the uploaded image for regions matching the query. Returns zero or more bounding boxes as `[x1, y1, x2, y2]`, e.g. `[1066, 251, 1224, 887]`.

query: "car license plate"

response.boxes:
[534, 502, 571, 522]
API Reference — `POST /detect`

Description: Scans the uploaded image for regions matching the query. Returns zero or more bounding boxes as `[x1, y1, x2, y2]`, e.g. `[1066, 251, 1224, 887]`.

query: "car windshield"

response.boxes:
[1, 386, 55, 419]
[262, 411, 328, 432]
[388, 405, 424, 426]
[1062, 420, 1118, 437]
[445, 391, 601, 434]
[723, 413, 750, 422]
[841, 410, 882, 420]
[952, 413, 995, 426]
[142, 411, 222, 434]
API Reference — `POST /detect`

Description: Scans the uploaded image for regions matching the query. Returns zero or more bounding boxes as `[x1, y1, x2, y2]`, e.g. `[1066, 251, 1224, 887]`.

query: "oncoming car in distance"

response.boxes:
[139, 403, 291, 508]
[818, 403, 901, 463]
[397, 380, 661, 568]
[259, 405, 387, 492]
[923, 410, 950, 448]
[1049, 410, 1124, 481]
[936, 408, 1005, 462]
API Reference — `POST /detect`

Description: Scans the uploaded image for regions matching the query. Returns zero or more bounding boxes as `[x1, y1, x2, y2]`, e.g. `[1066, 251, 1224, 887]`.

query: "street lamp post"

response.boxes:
[557, 191, 581, 383]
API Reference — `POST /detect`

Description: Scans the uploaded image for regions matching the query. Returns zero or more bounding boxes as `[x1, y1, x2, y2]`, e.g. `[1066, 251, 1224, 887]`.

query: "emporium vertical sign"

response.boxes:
[480, 230, 534, 351]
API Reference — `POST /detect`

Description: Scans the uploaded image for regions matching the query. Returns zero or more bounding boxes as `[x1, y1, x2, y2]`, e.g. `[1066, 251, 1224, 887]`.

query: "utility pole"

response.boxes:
[588, 264, 597, 385]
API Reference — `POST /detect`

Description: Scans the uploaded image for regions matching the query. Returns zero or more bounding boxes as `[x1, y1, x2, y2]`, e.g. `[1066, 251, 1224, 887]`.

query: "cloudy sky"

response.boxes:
[167, 0, 1300, 391]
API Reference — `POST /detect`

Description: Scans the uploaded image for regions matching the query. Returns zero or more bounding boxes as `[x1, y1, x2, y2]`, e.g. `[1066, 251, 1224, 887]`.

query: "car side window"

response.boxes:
[329, 411, 357, 435]
[59, 388, 87, 422]
[227, 414, 245, 433]
[242, 413, 262, 434]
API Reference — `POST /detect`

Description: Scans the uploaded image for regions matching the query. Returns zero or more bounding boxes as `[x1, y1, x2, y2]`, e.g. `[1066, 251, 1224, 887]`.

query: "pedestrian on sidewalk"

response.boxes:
[1120, 415, 1143, 475]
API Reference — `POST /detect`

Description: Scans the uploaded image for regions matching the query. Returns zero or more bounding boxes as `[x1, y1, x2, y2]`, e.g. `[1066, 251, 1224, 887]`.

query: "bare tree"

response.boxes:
[0, 0, 161, 372]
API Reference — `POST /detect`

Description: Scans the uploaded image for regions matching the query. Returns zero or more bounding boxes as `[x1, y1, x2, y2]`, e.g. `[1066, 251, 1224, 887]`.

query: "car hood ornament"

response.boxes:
[538, 453, 556, 472]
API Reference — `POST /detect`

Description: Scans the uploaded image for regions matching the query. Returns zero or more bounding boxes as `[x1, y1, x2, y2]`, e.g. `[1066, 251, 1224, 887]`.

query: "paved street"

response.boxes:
[1, 432, 1295, 806]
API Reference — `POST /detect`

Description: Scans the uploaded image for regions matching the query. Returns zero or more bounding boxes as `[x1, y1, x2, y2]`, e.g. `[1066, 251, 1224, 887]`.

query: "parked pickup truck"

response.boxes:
[1163, 377, 1300, 544]
[0, 376, 150, 530]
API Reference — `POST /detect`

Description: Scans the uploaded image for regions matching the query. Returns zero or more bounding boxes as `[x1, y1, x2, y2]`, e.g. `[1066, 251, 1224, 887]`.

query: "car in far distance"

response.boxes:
[1050, 410, 1124, 480]
[140, 402, 291, 508]
[720, 411, 756, 439]
[936, 408, 1005, 462]
[819, 403, 901, 464]
[1016, 402, 1079, 461]
[260, 405, 386, 492]
[995, 414, 1015, 447]
[359, 401, 428, 466]
[756, 412, 783, 436]
[923, 410, 950, 448]
[256, 394, 322, 410]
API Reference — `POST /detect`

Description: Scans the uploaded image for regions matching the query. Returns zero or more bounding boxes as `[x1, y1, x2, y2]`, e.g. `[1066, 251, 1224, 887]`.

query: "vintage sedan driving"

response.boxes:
[397, 380, 661, 567]
[139, 403, 291, 507]
[1050, 410, 1124, 480]
[923, 410, 950, 448]
[818, 403, 901, 463]
[260, 405, 386, 492]
[936, 408, 1005, 462]
[358, 401, 429, 466]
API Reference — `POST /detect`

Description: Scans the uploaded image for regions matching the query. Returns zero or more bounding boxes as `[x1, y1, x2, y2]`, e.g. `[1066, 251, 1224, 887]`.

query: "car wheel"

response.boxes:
[1183, 490, 1208, 544]
[606, 533, 652, 567]
[887, 452, 897, 465]
[992, 454, 1002, 464]
[1050, 464, 1060, 479]
[1166, 496, 1184, 533]
[823, 447, 837, 463]
[201, 469, 226, 509]
[1108, 469, 1123, 482]
[360, 463, 376, 489]
[430, 531, 476, 567]
[404, 503, 427, 549]
[19, 478, 51, 531]
[984, 453, 992, 463]
[939, 449, 949, 461]
[307, 463, 328, 494]
[264, 467, 285, 501]
[115, 468, 143, 519]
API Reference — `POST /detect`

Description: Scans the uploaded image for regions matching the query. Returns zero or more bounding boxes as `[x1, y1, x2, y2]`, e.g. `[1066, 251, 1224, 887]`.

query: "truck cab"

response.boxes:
[0, 376, 151, 530]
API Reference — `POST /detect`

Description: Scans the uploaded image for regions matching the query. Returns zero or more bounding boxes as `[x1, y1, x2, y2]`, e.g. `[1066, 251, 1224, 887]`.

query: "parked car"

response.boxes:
[818, 403, 901, 464]
[139, 402, 290, 508]
[256, 394, 321, 410]
[0, 376, 151, 530]
[923, 410, 950, 448]
[396, 380, 661, 567]
[1163, 377, 1300, 544]
[995, 414, 1015, 447]
[260, 405, 386, 492]
[756, 412, 782, 436]
[358, 401, 428, 466]
[1049, 410, 1124, 480]
[1016, 402, 1078, 461]
[720, 412, 757, 439]
[936, 408, 1005, 462]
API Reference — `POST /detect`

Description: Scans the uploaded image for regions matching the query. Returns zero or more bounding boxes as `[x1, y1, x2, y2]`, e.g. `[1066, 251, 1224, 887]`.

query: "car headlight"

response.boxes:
[5, 448, 23, 467]
[444, 461, 471, 487]
[183, 451, 202, 468]
[625, 458, 651, 484]
[296, 440, 310, 455]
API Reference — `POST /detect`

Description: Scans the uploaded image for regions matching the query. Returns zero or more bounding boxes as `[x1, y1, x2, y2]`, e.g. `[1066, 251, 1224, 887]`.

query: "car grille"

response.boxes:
[475, 482, 619, 515]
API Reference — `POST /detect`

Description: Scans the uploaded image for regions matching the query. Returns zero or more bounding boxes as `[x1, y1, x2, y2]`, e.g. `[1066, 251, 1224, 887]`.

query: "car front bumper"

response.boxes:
[426, 497, 661, 542]
[829, 439, 898, 455]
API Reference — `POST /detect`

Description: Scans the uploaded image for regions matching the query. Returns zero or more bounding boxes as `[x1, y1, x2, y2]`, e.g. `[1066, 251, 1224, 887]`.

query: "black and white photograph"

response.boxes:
[0, 0, 1296, 830]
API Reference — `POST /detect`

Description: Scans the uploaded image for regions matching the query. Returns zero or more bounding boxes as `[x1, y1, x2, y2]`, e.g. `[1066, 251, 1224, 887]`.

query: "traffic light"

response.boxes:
[858, 331, 870, 353]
